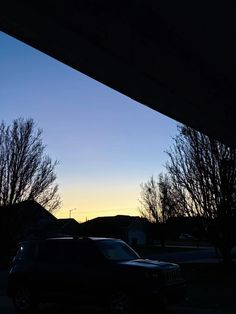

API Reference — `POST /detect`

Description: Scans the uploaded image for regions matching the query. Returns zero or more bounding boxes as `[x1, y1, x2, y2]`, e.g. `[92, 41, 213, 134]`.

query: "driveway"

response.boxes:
[0, 295, 235, 314]
[0, 268, 235, 314]
[142, 247, 220, 263]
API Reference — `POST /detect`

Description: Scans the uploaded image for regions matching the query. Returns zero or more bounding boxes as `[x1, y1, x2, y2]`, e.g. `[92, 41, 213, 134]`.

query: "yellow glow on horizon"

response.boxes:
[55, 207, 140, 223]
[54, 183, 141, 222]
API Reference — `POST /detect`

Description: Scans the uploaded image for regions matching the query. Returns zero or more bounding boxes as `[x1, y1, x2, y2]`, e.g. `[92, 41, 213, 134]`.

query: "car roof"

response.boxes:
[19, 236, 122, 245]
[46, 236, 120, 241]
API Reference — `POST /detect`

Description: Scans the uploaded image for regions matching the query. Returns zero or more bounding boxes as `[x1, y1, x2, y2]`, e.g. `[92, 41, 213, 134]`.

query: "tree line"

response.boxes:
[139, 125, 236, 263]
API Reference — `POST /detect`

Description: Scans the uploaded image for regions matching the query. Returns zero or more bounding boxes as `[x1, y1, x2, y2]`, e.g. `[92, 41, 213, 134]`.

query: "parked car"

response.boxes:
[7, 236, 186, 313]
[179, 233, 194, 240]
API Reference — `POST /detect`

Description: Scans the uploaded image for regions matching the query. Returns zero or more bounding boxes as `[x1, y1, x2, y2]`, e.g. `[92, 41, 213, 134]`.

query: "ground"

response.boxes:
[181, 263, 236, 311]
[1, 243, 236, 313]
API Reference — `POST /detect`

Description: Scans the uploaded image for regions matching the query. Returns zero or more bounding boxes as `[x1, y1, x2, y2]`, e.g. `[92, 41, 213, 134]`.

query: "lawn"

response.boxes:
[134, 245, 236, 312]
[179, 263, 236, 311]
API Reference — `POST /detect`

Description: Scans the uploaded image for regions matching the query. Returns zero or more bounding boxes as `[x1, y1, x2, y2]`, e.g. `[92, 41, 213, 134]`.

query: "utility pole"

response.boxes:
[69, 208, 77, 218]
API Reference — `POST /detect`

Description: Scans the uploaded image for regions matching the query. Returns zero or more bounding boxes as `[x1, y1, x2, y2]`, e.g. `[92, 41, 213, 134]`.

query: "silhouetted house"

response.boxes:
[37, 218, 80, 237]
[0, 201, 82, 266]
[0, 200, 57, 244]
[0, 200, 81, 246]
[80, 215, 149, 245]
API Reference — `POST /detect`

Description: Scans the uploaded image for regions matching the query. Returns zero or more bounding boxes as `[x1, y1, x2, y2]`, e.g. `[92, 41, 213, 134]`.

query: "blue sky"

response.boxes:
[0, 31, 178, 221]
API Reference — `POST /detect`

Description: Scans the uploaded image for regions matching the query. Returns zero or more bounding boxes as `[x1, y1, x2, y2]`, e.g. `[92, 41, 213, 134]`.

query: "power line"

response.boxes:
[73, 207, 138, 214]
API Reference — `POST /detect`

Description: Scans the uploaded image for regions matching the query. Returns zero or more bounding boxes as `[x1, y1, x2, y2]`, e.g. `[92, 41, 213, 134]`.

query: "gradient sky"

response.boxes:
[0, 31, 178, 222]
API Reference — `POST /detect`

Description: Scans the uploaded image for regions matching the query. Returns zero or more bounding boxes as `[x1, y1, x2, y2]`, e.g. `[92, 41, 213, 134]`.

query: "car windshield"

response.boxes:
[96, 240, 140, 261]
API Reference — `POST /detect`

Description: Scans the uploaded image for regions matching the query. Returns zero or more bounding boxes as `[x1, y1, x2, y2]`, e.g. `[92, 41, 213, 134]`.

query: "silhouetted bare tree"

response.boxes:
[0, 118, 61, 212]
[139, 174, 179, 247]
[166, 125, 236, 263]
[139, 174, 182, 223]
[139, 176, 160, 224]
[158, 173, 184, 221]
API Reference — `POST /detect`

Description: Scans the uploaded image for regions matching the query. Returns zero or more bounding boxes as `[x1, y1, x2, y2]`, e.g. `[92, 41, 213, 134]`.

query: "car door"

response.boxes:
[33, 240, 67, 300]
[60, 241, 111, 303]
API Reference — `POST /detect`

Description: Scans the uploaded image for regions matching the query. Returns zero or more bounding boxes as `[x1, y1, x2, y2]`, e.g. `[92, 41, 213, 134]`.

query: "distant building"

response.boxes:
[37, 218, 80, 237]
[0, 200, 80, 244]
[79, 215, 149, 245]
[165, 216, 206, 240]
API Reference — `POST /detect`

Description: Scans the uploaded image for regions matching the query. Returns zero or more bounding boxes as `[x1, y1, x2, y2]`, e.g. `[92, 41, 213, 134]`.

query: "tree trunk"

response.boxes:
[218, 243, 232, 264]
[218, 228, 233, 265]
[160, 224, 165, 248]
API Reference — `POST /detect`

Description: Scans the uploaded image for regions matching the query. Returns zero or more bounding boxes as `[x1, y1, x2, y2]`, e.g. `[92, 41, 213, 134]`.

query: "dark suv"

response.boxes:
[7, 237, 186, 313]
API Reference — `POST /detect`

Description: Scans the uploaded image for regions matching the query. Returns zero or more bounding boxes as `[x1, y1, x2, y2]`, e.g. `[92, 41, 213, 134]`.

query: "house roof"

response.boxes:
[43, 218, 80, 235]
[0, 200, 57, 242]
[1, 200, 56, 223]
[81, 215, 139, 227]
[80, 215, 148, 237]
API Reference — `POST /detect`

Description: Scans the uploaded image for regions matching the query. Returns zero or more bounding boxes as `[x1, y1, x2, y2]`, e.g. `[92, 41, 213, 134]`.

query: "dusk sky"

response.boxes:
[0, 31, 178, 222]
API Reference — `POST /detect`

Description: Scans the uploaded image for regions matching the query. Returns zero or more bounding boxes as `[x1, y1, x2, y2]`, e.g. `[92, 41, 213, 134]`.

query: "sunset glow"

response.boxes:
[0, 32, 177, 222]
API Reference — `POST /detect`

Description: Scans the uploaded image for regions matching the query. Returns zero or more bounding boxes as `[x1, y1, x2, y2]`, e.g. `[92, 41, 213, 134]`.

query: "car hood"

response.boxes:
[119, 258, 179, 270]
